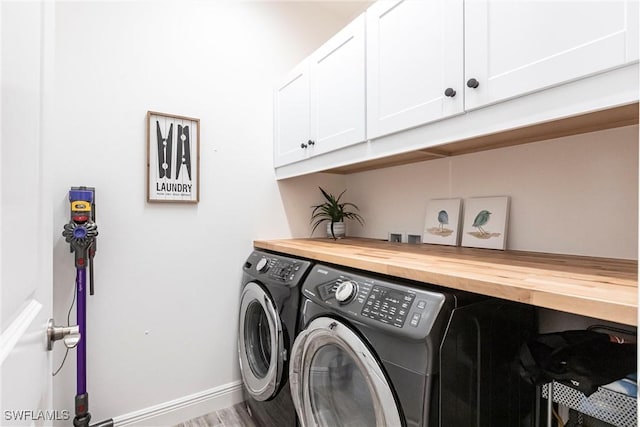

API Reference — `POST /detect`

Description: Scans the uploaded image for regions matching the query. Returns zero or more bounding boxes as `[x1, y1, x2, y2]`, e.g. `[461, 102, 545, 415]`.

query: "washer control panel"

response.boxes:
[303, 264, 451, 338]
[361, 285, 416, 328]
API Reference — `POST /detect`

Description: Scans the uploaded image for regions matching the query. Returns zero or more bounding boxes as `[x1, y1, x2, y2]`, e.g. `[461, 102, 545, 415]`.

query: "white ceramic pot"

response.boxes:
[326, 221, 345, 239]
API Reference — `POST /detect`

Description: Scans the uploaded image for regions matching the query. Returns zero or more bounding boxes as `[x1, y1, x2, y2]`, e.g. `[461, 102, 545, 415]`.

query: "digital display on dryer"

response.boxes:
[361, 285, 415, 327]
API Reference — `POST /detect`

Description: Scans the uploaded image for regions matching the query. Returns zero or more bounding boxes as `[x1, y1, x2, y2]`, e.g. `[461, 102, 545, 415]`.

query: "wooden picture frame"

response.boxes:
[147, 111, 200, 203]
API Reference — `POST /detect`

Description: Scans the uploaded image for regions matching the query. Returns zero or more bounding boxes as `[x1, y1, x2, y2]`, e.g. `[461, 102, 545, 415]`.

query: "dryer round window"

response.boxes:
[243, 299, 272, 379]
[238, 282, 283, 401]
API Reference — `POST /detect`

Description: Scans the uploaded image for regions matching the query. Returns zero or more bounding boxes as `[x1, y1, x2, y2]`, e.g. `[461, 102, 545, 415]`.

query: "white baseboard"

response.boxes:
[112, 381, 244, 427]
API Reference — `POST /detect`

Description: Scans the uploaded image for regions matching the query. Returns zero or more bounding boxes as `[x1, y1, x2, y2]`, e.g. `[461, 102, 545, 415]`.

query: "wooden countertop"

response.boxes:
[253, 238, 638, 326]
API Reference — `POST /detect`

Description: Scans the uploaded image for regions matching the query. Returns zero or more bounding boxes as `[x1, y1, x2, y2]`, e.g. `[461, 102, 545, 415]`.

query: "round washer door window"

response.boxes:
[238, 282, 284, 401]
[309, 343, 377, 426]
[290, 317, 402, 427]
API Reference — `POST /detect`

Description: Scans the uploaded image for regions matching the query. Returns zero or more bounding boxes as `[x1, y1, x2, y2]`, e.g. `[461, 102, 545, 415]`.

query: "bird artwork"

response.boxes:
[437, 210, 449, 231]
[462, 197, 508, 249]
[472, 210, 492, 235]
[427, 208, 454, 238]
[424, 199, 461, 244]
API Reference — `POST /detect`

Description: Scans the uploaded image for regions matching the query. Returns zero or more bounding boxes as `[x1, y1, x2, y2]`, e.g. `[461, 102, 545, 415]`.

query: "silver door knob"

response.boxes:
[47, 318, 80, 351]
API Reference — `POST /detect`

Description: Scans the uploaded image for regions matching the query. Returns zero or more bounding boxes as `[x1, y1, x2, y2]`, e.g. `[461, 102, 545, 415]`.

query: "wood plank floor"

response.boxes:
[174, 403, 257, 427]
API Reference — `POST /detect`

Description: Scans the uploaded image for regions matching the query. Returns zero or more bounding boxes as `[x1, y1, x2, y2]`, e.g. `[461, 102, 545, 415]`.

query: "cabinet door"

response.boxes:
[366, 0, 464, 140]
[274, 60, 310, 167]
[310, 14, 366, 155]
[465, 0, 640, 110]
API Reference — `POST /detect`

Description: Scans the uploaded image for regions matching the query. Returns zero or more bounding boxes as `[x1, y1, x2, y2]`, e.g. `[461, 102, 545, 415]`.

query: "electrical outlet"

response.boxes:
[388, 232, 405, 243]
[407, 234, 422, 244]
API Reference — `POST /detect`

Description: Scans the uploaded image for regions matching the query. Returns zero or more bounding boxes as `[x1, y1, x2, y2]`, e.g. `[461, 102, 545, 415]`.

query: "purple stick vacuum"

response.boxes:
[76, 268, 87, 396]
[62, 187, 113, 427]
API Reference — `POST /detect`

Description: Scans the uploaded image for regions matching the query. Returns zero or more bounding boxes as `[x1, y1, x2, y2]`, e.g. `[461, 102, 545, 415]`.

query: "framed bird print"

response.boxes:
[423, 198, 462, 246]
[461, 196, 510, 250]
[147, 111, 200, 203]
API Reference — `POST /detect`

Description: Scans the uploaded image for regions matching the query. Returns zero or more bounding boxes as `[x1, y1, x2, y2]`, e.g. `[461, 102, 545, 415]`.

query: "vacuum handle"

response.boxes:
[89, 256, 95, 296]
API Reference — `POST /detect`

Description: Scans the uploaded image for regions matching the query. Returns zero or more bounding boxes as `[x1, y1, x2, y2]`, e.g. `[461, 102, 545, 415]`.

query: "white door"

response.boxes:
[366, 0, 464, 140]
[310, 13, 366, 155]
[465, 0, 640, 110]
[1, 1, 56, 425]
[274, 60, 311, 167]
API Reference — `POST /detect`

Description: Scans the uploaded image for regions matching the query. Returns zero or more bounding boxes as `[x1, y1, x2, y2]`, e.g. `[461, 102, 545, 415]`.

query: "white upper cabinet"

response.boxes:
[464, 0, 640, 110]
[274, 0, 639, 177]
[310, 14, 366, 155]
[366, 0, 464, 140]
[274, 60, 310, 167]
[274, 14, 366, 167]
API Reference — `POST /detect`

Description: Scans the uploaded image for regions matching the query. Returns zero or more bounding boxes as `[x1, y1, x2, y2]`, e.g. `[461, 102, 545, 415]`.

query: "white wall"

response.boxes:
[345, 125, 638, 259]
[51, 1, 354, 423]
[278, 172, 347, 237]
[39, 0, 640, 422]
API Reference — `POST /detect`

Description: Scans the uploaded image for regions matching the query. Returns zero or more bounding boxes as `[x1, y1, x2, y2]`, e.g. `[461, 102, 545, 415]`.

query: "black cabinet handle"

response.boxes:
[444, 88, 456, 97]
[308, 140, 315, 146]
[300, 143, 308, 149]
[466, 78, 480, 89]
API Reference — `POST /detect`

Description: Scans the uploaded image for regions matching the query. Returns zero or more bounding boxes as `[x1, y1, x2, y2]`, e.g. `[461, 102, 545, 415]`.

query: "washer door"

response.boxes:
[290, 317, 402, 427]
[238, 282, 285, 401]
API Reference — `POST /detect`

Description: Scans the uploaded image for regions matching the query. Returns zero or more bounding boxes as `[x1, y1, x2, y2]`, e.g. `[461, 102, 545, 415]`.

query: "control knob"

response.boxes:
[335, 280, 358, 304]
[256, 257, 270, 273]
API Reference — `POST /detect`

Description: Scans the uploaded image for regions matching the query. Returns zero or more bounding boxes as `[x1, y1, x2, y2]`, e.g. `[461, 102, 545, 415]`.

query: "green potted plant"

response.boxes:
[311, 187, 364, 239]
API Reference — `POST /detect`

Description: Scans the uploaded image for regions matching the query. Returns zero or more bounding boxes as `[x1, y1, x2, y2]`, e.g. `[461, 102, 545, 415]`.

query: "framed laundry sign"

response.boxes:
[147, 111, 200, 203]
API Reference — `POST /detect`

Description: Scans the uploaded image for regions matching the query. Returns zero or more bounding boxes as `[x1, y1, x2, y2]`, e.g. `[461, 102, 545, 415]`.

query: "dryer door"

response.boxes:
[238, 282, 285, 401]
[290, 317, 402, 427]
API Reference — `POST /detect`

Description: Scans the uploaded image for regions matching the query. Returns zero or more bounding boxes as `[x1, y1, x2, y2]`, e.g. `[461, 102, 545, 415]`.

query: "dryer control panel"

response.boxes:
[303, 264, 451, 339]
[244, 251, 311, 286]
